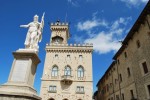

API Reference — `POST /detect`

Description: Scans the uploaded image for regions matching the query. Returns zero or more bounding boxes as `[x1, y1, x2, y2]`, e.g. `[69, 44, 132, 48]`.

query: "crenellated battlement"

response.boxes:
[46, 43, 93, 47]
[50, 22, 69, 30]
[50, 20, 70, 44]
[51, 22, 69, 26]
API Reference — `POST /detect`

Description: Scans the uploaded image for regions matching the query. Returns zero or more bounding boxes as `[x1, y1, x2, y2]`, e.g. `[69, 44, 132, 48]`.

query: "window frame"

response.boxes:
[76, 86, 84, 94]
[139, 59, 149, 76]
[79, 55, 83, 61]
[51, 65, 58, 77]
[119, 74, 122, 82]
[77, 66, 84, 78]
[142, 62, 148, 74]
[64, 65, 71, 76]
[127, 67, 131, 77]
[124, 52, 127, 58]
[136, 40, 141, 48]
[49, 85, 57, 92]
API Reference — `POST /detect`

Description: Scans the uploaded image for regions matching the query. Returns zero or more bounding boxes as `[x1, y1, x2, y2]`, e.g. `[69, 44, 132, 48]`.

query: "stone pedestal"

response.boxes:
[0, 49, 41, 100]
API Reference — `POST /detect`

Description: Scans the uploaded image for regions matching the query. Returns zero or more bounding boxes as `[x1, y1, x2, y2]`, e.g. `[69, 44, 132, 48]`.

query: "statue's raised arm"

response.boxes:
[20, 24, 29, 28]
[20, 14, 45, 51]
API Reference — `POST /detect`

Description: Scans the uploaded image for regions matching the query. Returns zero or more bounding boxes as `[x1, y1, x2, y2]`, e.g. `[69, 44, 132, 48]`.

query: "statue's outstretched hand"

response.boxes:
[20, 25, 29, 28]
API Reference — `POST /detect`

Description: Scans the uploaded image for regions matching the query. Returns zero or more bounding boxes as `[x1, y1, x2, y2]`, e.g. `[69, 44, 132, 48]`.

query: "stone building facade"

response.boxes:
[94, 1, 150, 100]
[40, 21, 93, 100]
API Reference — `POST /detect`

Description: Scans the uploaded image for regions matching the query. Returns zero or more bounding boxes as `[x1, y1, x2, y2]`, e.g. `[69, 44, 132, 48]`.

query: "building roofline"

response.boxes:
[93, 91, 98, 99]
[96, 61, 116, 87]
[96, 0, 150, 88]
[113, 1, 150, 60]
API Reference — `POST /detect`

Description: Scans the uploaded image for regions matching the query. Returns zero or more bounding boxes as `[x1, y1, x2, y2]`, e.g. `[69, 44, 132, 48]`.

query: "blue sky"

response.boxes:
[0, 0, 148, 95]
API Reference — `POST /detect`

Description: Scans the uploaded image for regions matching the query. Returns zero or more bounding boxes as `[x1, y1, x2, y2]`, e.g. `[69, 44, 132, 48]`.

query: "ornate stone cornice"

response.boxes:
[45, 43, 93, 53]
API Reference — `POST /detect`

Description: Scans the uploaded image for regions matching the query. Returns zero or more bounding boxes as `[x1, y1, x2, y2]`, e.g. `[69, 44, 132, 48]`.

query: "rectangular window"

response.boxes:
[117, 59, 120, 64]
[52, 70, 58, 77]
[111, 97, 113, 100]
[119, 74, 122, 82]
[124, 52, 127, 58]
[122, 93, 124, 100]
[79, 55, 83, 60]
[127, 67, 131, 77]
[76, 86, 84, 93]
[67, 55, 70, 58]
[49, 86, 57, 92]
[104, 86, 106, 94]
[142, 62, 148, 74]
[116, 95, 119, 100]
[107, 84, 109, 92]
[115, 79, 118, 84]
[136, 40, 141, 48]
[77, 86, 80, 92]
[106, 74, 108, 80]
[110, 83, 113, 88]
[148, 85, 150, 97]
[130, 90, 134, 99]
[55, 54, 58, 59]
[80, 87, 84, 92]
[67, 55, 70, 60]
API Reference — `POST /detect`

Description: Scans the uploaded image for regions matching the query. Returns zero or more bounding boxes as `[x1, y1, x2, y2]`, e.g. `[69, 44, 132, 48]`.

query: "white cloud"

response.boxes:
[111, 18, 125, 30]
[75, 17, 132, 54]
[84, 32, 121, 54]
[67, 0, 79, 7]
[119, 0, 148, 6]
[67, 0, 92, 7]
[111, 17, 131, 30]
[110, 17, 131, 36]
[77, 18, 108, 31]
[77, 19, 108, 31]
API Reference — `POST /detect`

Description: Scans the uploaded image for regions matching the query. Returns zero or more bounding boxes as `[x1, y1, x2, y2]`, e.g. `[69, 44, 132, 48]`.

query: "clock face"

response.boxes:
[52, 36, 63, 44]
[55, 38, 60, 43]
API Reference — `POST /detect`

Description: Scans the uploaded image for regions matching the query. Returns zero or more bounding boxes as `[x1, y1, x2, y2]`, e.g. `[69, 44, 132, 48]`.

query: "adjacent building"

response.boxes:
[94, 1, 150, 100]
[40, 20, 93, 100]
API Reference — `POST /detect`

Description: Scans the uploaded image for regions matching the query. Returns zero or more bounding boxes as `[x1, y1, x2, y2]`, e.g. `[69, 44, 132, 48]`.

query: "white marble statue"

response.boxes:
[20, 13, 45, 51]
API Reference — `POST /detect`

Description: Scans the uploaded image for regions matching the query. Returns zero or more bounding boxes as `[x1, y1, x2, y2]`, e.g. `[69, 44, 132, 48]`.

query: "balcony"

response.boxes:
[76, 91, 85, 94]
[48, 90, 57, 93]
[61, 75, 73, 85]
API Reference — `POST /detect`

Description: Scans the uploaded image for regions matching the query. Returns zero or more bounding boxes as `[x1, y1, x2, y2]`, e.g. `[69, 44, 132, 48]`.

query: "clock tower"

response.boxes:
[40, 20, 93, 100]
[50, 20, 70, 44]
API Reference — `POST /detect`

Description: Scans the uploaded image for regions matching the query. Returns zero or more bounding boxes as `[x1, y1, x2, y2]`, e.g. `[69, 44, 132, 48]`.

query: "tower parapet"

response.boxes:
[46, 43, 93, 47]
[50, 20, 70, 44]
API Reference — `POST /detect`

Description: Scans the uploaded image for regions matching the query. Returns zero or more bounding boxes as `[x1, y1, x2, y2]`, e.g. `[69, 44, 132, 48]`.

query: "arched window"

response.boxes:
[64, 65, 71, 76]
[78, 66, 84, 77]
[51, 65, 58, 77]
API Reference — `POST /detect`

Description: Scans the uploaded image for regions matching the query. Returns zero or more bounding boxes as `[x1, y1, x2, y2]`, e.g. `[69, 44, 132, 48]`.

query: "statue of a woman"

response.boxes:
[20, 13, 45, 51]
